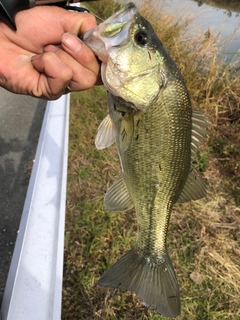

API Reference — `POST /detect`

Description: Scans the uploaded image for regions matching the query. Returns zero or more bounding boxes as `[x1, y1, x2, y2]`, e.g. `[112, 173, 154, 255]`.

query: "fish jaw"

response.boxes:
[83, 3, 165, 110]
[83, 3, 137, 63]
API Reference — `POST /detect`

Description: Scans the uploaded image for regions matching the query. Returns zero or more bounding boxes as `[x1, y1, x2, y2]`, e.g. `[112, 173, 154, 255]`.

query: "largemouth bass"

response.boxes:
[84, 3, 207, 318]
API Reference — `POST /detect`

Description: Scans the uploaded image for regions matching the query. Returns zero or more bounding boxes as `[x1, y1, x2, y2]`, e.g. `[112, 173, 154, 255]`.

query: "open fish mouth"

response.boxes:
[83, 2, 165, 110]
[83, 3, 137, 63]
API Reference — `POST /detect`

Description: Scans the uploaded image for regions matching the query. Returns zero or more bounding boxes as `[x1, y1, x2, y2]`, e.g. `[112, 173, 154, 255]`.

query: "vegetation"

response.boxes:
[62, 0, 240, 319]
[193, 0, 240, 13]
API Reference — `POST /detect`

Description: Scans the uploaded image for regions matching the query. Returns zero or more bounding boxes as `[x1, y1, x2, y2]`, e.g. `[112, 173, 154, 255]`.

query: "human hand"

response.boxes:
[0, 6, 100, 100]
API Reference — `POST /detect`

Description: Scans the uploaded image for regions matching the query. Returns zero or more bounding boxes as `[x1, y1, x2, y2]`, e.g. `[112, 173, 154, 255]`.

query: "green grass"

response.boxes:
[62, 1, 240, 319]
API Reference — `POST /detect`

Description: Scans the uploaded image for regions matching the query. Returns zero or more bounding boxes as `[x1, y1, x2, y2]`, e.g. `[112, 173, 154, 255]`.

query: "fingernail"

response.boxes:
[44, 45, 59, 53]
[62, 33, 83, 53]
[31, 54, 40, 62]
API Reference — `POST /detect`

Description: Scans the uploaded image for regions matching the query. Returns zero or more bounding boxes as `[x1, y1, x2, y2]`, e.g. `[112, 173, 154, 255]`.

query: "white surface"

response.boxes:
[1, 94, 70, 320]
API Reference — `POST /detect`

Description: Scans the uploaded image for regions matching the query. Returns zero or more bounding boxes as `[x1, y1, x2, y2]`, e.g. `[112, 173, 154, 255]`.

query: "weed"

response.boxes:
[63, 1, 240, 319]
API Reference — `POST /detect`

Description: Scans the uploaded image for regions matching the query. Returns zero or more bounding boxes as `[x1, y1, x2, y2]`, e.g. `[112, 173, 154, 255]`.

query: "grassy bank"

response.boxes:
[193, 0, 240, 13]
[62, 1, 240, 319]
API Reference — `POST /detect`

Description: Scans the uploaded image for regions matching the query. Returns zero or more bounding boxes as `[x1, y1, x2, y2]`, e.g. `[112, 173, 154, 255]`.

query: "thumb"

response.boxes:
[61, 33, 99, 72]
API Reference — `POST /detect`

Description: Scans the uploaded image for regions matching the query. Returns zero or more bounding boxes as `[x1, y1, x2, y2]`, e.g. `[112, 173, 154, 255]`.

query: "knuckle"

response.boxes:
[87, 14, 97, 26]
[81, 71, 97, 89]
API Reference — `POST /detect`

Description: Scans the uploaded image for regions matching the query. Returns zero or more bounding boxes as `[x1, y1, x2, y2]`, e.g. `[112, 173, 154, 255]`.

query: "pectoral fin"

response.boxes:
[95, 114, 116, 150]
[119, 113, 134, 153]
[104, 174, 134, 212]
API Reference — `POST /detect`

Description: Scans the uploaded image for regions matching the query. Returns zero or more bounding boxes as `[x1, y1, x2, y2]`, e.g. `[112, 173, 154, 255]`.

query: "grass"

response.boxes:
[62, 0, 240, 319]
[194, 0, 240, 13]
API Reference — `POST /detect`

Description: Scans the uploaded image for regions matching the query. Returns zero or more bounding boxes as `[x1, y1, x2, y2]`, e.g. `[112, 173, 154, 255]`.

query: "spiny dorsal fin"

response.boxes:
[95, 114, 116, 150]
[104, 174, 134, 212]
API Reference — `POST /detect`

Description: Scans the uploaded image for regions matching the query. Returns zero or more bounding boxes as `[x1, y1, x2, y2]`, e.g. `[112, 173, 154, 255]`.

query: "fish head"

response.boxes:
[83, 3, 167, 111]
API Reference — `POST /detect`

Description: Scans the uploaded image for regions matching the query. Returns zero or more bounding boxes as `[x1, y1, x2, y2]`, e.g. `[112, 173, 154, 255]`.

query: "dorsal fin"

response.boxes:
[191, 110, 208, 158]
[177, 110, 208, 204]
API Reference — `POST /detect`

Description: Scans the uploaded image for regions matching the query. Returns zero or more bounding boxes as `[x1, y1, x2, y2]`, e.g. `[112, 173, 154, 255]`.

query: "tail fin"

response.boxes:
[97, 248, 180, 318]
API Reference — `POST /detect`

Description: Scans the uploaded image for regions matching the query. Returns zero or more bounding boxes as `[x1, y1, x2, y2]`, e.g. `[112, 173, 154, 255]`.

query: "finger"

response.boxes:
[61, 33, 101, 85]
[45, 37, 100, 91]
[63, 11, 97, 36]
[44, 44, 60, 53]
[31, 51, 73, 99]
[43, 43, 101, 89]
[13, 8, 98, 52]
[45, 46, 98, 91]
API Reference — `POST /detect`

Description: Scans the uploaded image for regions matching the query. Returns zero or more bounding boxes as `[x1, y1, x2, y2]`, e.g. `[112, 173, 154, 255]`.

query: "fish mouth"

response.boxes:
[83, 3, 137, 63]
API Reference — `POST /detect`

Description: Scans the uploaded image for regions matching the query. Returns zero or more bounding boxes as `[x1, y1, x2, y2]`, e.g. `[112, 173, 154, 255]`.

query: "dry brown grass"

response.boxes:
[63, 1, 240, 319]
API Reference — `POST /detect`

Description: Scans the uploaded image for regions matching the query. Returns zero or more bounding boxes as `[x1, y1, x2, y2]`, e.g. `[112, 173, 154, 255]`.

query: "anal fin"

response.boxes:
[176, 166, 206, 203]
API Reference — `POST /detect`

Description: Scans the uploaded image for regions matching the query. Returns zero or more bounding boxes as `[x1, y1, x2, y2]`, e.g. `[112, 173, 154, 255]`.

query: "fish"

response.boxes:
[83, 3, 207, 318]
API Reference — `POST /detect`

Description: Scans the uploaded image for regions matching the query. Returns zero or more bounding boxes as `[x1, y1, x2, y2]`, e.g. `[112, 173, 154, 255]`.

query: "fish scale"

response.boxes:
[116, 86, 191, 257]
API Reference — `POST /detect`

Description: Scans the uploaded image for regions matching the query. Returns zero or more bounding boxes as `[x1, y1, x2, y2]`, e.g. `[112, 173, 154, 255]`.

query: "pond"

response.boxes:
[161, 0, 240, 63]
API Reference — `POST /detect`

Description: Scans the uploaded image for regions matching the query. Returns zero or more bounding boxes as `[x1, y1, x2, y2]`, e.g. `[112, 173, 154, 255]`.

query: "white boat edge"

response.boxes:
[1, 94, 70, 320]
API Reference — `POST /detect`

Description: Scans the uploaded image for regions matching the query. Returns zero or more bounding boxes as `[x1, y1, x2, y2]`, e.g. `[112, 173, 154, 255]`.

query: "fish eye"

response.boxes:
[134, 31, 149, 46]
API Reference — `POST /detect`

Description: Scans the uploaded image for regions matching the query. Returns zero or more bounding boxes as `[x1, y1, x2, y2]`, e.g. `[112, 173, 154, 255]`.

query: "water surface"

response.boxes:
[162, 0, 240, 63]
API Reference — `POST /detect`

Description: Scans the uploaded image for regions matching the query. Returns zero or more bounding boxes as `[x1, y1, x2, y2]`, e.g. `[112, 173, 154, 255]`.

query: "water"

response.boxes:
[161, 0, 240, 63]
